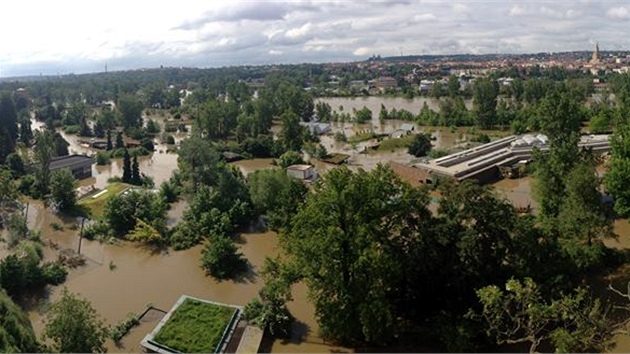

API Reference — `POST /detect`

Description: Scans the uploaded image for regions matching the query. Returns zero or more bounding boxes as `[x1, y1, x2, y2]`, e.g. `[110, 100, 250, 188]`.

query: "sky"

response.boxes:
[1, 0, 629, 77]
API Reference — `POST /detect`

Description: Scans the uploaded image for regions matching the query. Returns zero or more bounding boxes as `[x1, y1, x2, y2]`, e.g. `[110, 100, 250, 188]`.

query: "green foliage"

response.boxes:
[33, 129, 54, 196]
[605, 124, 630, 217]
[50, 168, 77, 212]
[122, 149, 131, 183]
[280, 111, 304, 151]
[354, 106, 372, 123]
[201, 235, 248, 280]
[334, 131, 347, 142]
[277, 151, 304, 168]
[43, 288, 109, 353]
[472, 77, 499, 129]
[282, 166, 431, 344]
[248, 169, 307, 230]
[244, 257, 298, 338]
[95, 151, 110, 165]
[0, 289, 38, 353]
[427, 148, 450, 159]
[110, 313, 140, 343]
[407, 133, 432, 157]
[472, 278, 612, 353]
[102, 189, 167, 237]
[145, 119, 160, 134]
[127, 218, 163, 244]
[0, 241, 67, 299]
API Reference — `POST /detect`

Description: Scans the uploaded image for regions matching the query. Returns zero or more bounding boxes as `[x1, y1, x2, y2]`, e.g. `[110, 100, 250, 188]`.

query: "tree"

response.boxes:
[472, 77, 499, 129]
[282, 166, 431, 344]
[50, 168, 77, 212]
[248, 169, 307, 230]
[106, 130, 113, 151]
[115, 131, 124, 149]
[277, 150, 304, 168]
[473, 278, 612, 353]
[117, 94, 143, 129]
[407, 133, 432, 157]
[0, 290, 38, 353]
[557, 161, 611, 269]
[33, 129, 54, 196]
[532, 88, 583, 221]
[354, 106, 372, 124]
[0, 93, 18, 142]
[605, 124, 630, 217]
[131, 155, 140, 185]
[53, 133, 69, 156]
[447, 75, 460, 98]
[280, 111, 303, 151]
[201, 235, 248, 280]
[43, 288, 108, 353]
[19, 116, 32, 145]
[122, 149, 131, 183]
[93, 118, 105, 138]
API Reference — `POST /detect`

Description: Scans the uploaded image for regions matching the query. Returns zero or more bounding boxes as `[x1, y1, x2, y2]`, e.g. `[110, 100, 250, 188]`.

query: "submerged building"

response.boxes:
[414, 133, 610, 184]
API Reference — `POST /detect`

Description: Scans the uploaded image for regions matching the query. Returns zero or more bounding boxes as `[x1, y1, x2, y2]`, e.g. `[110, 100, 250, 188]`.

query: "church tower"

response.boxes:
[591, 43, 600, 64]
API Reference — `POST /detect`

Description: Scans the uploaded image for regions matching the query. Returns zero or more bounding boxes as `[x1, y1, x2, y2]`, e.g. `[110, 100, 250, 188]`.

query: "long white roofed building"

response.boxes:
[413, 133, 610, 184]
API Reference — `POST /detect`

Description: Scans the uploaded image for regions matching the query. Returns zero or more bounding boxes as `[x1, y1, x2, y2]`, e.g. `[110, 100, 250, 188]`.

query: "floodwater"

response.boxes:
[491, 176, 537, 211]
[22, 197, 346, 353]
[316, 96, 473, 119]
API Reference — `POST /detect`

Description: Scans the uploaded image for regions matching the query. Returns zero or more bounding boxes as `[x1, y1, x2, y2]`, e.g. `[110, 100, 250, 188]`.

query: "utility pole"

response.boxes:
[78, 217, 85, 254]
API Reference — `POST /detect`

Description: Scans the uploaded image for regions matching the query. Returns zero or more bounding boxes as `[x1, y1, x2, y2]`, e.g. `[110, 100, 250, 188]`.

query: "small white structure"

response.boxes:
[287, 164, 316, 181]
[300, 122, 331, 135]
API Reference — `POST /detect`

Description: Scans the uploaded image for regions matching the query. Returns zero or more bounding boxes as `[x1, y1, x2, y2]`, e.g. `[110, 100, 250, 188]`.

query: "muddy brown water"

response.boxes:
[22, 198, 347, 353]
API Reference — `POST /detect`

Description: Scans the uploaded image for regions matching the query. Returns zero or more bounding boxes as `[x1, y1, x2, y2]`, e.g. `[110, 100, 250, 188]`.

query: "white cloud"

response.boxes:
[0, 0, 627, 77]
[353, 47, 371, 56]
[509, 5, 526, 17]
[607, 6, 630, 19]
[286, 22, 312, 39]
[413, 13, 437, 22]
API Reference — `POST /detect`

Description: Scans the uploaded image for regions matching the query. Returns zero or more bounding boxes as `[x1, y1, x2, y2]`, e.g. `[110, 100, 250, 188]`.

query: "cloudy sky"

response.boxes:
[1, 0, 628, 77]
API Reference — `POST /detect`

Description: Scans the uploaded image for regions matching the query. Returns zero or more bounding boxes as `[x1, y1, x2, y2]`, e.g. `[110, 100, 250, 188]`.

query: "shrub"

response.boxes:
[95, 152, 111, 166]
[277, 151, 304, 168]
[201, 235, 248, 280]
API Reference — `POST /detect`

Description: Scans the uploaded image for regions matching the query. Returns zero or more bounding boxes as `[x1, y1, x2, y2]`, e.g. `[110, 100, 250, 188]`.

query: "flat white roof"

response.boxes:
[287, 164, 313, 171]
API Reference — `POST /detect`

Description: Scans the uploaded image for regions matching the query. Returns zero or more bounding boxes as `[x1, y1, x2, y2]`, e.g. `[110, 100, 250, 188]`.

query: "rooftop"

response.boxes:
[49, 154, 94, 170]
[287, 164, 313, 171]
[141, 295, 242, 354]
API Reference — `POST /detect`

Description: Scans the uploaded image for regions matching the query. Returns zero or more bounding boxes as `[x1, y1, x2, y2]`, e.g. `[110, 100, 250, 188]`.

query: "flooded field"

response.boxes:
[316, 96, 473, 120]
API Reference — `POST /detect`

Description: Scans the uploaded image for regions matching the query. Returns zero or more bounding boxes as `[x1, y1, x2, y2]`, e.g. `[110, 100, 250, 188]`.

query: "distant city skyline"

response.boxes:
[1, 0, 629, 78]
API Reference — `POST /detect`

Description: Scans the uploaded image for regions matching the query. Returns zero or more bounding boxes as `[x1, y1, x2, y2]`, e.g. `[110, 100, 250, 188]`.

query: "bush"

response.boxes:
[63, 125, 80, 134]
[110, 313, 140, 342]
[428, 148, 450, 159]
[277, 151, 305, 168]
[201, 235, 248, 280]
[95, 152, 111, 166]
[334, 131, 347, 142]
[41, 262, 68, 285]
[408, 133, 432, 157]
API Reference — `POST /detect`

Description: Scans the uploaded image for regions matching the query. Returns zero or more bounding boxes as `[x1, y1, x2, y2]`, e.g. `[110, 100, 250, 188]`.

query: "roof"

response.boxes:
[287, 164, 313, 171]
[49, 155, 94, 170]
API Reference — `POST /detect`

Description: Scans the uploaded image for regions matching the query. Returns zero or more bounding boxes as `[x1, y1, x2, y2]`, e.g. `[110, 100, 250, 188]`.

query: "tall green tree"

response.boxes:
[532, 88, 582, 221]
[117, 94, 144, 129]
[605, 124, 630, 217]
[282, 166, 431, 344]
[50, 168, 77, 212]
[0, 290, 38, 353]
[280, 111, 303, 151]
[0, 93, 18, 142]
[33, 129, 55, 196]
[122, 149, 131, 183]
[43, 289, 108, 353]
[131, 155, 140, 185]
[472, 77, 499, 129]
[106, 130, 113, 151]
[115, 131, 124, 149]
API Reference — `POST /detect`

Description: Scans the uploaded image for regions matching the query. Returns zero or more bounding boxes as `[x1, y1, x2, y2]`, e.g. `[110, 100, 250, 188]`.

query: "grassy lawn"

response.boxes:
[78, 182, 130, 218]
[153, 299, 236, 353]
[371, 134, 416, 153]
[348, 131, 376, 143]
